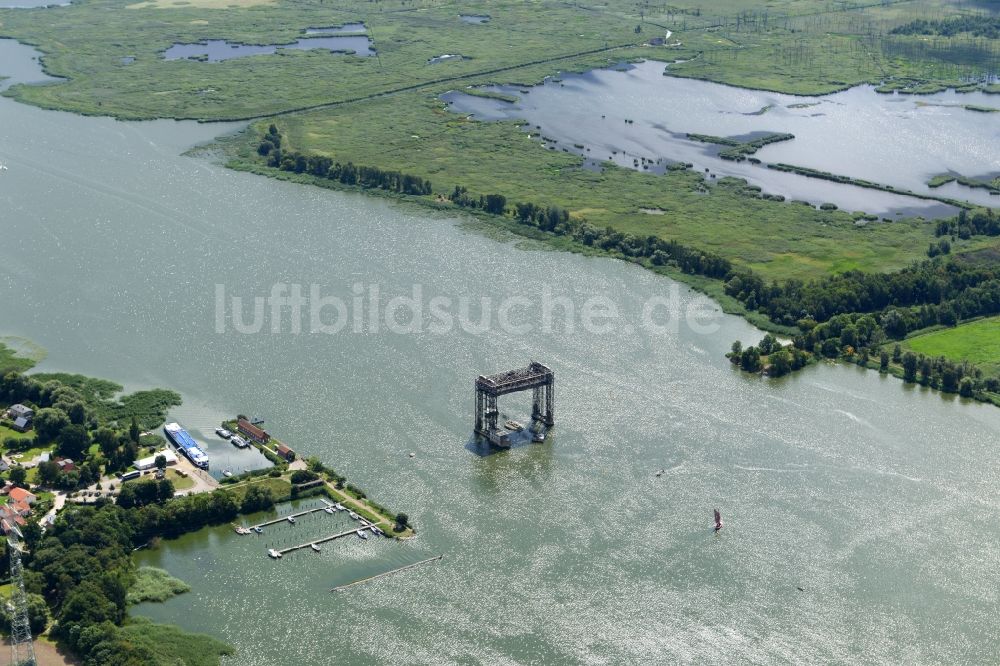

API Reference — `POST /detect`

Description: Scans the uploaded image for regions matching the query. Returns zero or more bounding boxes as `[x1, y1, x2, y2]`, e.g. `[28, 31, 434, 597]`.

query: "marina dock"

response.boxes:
[272, 526, 375, 557]
[244, 499, 335, 531]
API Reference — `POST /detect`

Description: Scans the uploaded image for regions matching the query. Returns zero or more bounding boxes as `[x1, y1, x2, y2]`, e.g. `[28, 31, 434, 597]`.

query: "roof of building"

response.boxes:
[10, 500, 31, 515]
[12, 417, 30, 430]
[237, 418, 269, 439]
[135, 450, 178, 469]
[10, 404, 33, 416]
[9, 488, 35, 503]
[276, 443, 293, 454]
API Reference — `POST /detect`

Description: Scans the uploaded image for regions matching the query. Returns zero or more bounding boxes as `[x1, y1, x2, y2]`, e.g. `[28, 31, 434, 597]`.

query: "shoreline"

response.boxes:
[224, 158, 999, 411]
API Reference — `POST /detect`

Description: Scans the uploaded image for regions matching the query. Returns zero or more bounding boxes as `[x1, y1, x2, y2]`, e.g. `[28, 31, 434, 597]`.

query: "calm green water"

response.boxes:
[3, 40, 1000, 664]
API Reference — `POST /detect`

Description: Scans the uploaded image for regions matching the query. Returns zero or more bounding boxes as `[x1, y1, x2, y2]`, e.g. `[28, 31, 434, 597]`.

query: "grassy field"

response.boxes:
[166, 468, 195, 491]
[219, 475, 291, 504]
[2, 0, 994, 119]
[0, 0, 645, 119]
[903, 316, 1000, 375]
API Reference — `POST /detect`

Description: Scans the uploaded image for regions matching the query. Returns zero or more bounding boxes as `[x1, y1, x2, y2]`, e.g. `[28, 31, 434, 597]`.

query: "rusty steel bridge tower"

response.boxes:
[475, 362, 554, 446]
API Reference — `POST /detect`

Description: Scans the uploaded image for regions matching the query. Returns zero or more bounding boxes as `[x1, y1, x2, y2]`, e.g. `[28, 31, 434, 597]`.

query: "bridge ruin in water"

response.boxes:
[474, 362, 554, 446]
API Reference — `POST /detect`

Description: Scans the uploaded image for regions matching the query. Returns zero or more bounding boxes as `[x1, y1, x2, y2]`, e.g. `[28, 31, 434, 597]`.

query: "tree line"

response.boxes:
[255, 126, 733, 282]
[935, 207, 1000, 240]
[890, 15, 1000, 40]
[446, 185, 733, 279]
[724, 257, 1000, 330]
[259, 126, 432, 196]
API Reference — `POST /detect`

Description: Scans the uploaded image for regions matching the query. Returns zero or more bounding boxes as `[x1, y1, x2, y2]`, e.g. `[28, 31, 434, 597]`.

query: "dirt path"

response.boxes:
[0, 638, 79, 666]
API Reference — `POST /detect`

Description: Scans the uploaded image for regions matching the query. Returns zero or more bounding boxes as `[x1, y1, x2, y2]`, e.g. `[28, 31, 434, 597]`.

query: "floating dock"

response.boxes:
[244, 499, 335, 531]
[272, 526, 377, 557]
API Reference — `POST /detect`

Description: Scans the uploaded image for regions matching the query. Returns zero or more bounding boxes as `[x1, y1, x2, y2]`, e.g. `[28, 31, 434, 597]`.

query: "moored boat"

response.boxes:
[310, 543, 321, 552]
[268, 548, 282, 559]
[164, 422, 209, 469]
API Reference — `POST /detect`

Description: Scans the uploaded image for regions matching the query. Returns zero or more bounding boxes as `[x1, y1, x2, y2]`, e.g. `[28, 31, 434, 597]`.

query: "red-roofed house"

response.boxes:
[275, 444, 296, 462]
[237, 418, 271, 444]
[9, 488, 36, 505]
[9, 500, 31, 517]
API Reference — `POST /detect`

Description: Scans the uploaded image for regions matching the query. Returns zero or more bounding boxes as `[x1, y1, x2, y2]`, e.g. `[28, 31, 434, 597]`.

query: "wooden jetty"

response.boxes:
[330, 555, 444, 591]
[246, 499, 334, 531]
[272, 526, 374, 557]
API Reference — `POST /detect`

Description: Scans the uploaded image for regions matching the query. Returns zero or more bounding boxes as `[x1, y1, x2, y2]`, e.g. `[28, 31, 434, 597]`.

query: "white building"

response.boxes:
[134, 450, 178, 470]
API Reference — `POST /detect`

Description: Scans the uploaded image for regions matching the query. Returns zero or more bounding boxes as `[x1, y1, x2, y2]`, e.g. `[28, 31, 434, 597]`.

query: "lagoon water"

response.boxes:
[163, 35, 374, 62]
[3, 40, 1000, 664]
[445, 60, 1000, 216]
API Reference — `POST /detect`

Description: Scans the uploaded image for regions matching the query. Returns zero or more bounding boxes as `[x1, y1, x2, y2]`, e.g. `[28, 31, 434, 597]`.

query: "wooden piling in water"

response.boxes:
[330, 555, 444, 592]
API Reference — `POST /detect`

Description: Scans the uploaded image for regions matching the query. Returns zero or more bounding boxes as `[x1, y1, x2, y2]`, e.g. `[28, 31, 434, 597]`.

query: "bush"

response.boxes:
[289, 469, 318, 484]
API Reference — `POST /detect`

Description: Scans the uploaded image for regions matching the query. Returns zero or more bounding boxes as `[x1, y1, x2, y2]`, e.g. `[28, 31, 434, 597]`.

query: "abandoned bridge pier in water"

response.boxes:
[474, 362, 554, 446]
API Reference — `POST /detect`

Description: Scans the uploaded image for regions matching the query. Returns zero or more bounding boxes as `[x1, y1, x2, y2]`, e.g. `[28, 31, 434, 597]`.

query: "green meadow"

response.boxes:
[904, 317, 1000, 375]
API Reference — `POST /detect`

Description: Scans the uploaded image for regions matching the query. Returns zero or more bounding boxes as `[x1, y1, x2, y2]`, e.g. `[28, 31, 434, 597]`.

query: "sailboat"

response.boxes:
[713, 509, 723, 532]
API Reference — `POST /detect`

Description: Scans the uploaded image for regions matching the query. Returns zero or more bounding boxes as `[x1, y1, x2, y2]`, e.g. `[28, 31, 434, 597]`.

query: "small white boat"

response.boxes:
[310, 543, 321, 552]
[356, 529, 368, 540]
[654, 469, 664, 477]
[348, 511, 359, 520]
[371, 526, 384, 537]
[504, 419, 524, 432]
[532, 431, 545, 443]
[222, 469, 233, 478]
[253, 526, 263, 534]
[335, 503, 345, 511]
[216, 427, 232, 439]
[230, 435, 249, 448]
[267, 548, 282, 559]
[324, 506, 335, 515]
[287, 516, 296, 524]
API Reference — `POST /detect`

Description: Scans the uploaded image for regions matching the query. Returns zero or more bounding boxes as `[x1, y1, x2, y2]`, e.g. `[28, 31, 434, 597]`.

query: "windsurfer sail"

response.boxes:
[713, 509, 723, 532]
